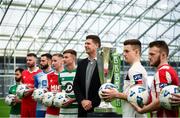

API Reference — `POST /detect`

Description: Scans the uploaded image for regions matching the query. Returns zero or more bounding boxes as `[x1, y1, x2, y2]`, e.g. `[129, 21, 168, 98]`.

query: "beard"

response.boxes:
[151, 55, 161, 67]
[27, 63, 35, 68]
[15, 78, 21, 82]
[41, 64, 49, 70]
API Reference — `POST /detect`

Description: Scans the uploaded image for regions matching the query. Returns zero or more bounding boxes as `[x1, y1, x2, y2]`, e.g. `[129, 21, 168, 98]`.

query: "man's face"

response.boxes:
[52, 56, 63, 71]
[40, 56, 50, 70]
[26, 56, 36, 68]
[63, 53, 74, 67]
[15, 70, 22, 82]
[85, 39, 98, 55]
[123, 45, 137, 64]
[148, 46, 161, 67]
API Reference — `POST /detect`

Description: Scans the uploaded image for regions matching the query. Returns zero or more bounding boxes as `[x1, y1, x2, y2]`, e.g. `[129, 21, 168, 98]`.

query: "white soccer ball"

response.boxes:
[53, 92, 69, 107]
[98, 83, 118, 99]
[127, 85, 149, 107]
[159, 85, 180, 110]
[32, 88, 46, 102]
[16, 84, 29, 98]
[5, 94, 16, 106]
[42, 92, 55, 107]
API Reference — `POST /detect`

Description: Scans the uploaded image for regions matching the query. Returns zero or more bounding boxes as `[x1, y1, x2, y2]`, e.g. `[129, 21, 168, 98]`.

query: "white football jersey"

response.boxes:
[122, 61, 148, 118]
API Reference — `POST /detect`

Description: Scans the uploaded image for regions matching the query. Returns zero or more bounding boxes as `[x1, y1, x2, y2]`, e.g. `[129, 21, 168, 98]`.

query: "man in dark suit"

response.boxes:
[73, 35, 101, 117]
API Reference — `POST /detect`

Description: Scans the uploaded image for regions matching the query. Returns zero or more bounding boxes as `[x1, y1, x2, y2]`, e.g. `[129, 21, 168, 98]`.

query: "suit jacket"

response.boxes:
[73, 58, 101, 117]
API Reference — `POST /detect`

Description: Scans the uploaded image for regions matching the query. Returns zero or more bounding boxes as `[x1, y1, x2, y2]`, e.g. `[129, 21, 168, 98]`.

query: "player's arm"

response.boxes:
[103, 70, 144, 101]
[101, 89, 127, 101]
[24, 75, 36, 97]
[63, 98, 76, 107]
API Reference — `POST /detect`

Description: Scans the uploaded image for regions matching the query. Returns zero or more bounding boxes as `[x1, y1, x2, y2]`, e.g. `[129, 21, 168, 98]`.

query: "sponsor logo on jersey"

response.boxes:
[42, 80, 47, 86]
[65, 82, 73, 93]
[133, 74, 142, 81]
[51, 85, 61, 92]
[159, 83, 168, 88]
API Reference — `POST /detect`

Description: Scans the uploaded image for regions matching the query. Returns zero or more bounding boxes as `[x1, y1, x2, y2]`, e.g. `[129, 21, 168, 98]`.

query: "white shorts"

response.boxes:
[45, 114, 59, 118]
[10, 114, 20, 118]
[122, 100, 147, 118]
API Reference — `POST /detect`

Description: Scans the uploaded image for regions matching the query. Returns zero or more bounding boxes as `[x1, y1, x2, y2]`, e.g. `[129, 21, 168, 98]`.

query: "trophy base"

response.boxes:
[94, 100, 115, 112]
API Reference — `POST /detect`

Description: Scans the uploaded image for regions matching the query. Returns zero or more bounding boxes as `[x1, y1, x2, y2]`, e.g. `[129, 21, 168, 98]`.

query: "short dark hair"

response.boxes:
[86, 35, 101, 47]
[15, 68, 24, 73]
[52, 53, 63, 58]
[27, 53, 37, 58]
[63, 49, 77, 57]
[124, 39, 141, 53]
[41, 53, 52, 60]
[148, 40, 169, 56]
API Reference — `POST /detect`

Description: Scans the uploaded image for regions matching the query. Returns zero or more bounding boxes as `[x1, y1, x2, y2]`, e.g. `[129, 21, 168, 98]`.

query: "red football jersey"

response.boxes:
[46, 71, 61, 115]
[150, 64, 179, 117]
[21, 67, 41, 117]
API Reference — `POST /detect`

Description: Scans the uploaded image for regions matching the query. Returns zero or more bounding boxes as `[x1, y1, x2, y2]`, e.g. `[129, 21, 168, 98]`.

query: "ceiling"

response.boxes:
[0, 0, 179, 61]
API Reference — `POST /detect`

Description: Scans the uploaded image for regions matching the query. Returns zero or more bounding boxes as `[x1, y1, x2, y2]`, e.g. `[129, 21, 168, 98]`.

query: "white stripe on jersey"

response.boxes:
[155, 71, 160, 92]
[165, 71, 172, 84]
[60, 72, 76, 77]
[60, 108, 78, 114]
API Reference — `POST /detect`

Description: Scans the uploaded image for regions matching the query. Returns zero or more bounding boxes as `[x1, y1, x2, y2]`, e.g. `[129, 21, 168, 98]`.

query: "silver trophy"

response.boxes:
[95, 47, 116, 112]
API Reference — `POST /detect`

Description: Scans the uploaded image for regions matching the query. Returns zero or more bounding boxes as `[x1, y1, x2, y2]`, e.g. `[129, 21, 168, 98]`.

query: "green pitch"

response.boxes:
[0, 98, 179, 117]
[0, 99, 10, 117]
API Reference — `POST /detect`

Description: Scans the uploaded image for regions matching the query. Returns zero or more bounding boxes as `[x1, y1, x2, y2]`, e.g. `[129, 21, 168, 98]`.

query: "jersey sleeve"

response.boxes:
[128, 70, 143, 85]
[154, 69, 171, 93]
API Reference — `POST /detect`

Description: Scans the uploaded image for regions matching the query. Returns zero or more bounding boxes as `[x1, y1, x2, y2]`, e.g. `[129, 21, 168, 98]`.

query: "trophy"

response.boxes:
[94, 47, 117, 112]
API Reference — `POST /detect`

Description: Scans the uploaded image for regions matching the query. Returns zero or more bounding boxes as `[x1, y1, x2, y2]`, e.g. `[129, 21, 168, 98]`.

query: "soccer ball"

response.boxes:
[42, 92, 55, 107]
[159, 85, 180, 110]
[5, 94, 16, 106]
[53, 92, 69, 107]
[98, 83, 118, 99]
[127, 85, 149, 107]
[32, 88, 46, 102]
[16, 84, 29, 98]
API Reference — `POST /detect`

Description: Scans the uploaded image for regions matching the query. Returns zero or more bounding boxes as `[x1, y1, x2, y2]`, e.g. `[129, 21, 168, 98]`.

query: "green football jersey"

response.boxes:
[59, 68, 78, 115]
[9, 84, 21, 115]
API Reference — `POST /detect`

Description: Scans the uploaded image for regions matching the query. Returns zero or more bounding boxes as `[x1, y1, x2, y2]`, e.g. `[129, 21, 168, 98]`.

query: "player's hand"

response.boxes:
[81, 100, 92, 111]
[101, 88, 119, 101]
[12, 96, 21, 106]
[23, 88, 34, 97]
[130, 102, 145, 114]
[62, 98, 76, 107]
[169, 93, 180, 106]
[14, 96, 21, 103]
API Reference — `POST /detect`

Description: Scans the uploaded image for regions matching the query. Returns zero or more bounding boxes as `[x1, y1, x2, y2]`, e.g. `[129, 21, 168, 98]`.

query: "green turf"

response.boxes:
[0, 99, 10, 117]
[0, 98, 179, 117]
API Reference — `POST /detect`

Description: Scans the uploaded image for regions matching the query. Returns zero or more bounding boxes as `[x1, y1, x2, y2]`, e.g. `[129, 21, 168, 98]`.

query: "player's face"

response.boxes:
[123, 45, 136, 64]
[85, 39, 98, 55]
[63, 53, 75, 66]
[52, 56, 63, 71]
[26, 56, 36, 68]
[15, 70, 22, 82]
[148, 47, 161, 67]
[40, 56, 50, 69]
